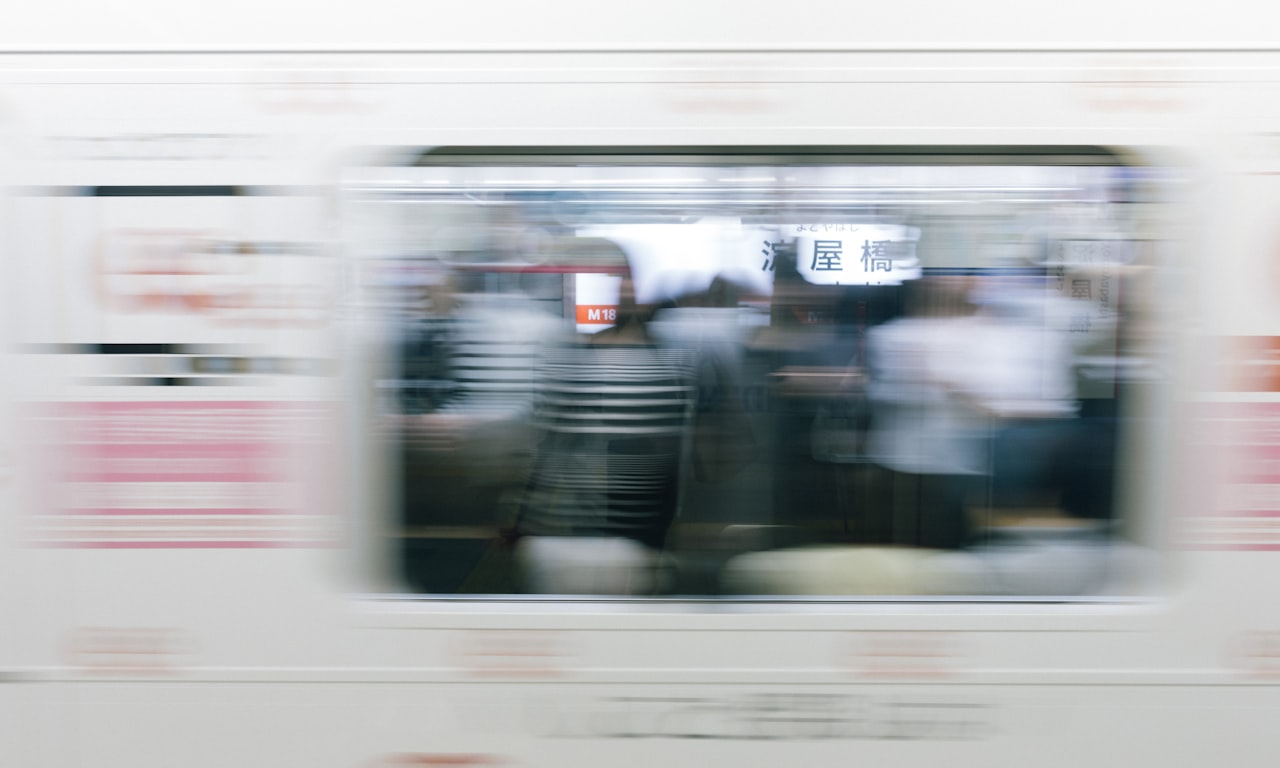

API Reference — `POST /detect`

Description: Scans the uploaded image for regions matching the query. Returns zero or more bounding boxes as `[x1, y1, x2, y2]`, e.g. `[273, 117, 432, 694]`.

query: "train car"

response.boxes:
[2, 3, 1279, 766]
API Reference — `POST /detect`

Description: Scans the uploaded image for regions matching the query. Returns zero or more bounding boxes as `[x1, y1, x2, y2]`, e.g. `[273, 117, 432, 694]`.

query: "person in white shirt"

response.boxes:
[864, 275, 988, 549]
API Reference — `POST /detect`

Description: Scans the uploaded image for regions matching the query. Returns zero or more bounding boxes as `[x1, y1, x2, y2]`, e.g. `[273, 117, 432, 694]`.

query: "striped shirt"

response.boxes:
[517, 341, 697, 549]
[395, 295, 561, 416]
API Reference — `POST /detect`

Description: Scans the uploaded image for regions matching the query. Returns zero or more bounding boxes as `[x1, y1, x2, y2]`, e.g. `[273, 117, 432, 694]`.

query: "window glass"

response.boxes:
[350, 148, 1167, 598]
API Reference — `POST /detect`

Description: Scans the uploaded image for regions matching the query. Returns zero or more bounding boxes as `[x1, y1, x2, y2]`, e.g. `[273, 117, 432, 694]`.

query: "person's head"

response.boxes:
[705, 274, 744, 309]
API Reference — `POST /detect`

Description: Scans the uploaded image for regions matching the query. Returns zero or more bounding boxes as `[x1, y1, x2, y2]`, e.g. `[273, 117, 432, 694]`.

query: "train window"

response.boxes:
[347, 147, 1169, 599]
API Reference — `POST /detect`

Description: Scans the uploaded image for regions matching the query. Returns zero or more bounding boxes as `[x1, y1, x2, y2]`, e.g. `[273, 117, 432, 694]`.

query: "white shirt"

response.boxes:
[865, 315, 990, 475]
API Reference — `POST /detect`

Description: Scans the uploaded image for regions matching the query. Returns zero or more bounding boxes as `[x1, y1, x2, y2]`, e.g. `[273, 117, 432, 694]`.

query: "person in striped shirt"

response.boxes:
[515, 264, 698, 595]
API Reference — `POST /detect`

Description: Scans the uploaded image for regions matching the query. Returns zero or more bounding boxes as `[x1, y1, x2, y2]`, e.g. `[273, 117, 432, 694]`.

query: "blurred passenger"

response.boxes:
[396, 274, 461, 417]
[967, 273, 1079, 519]
[924, 269, 1137, 596]
[514, 253, 697, 595]
[394, 274, 467, 544]
[742, 246, 847, 547]
[649, 274, 763, 593]
[965, 268, 1126, 528]
[394, 269, 563, 593]
[864, 275, 988, 549]
[808, 283, 907, 543]
[650, 275, 758, 485]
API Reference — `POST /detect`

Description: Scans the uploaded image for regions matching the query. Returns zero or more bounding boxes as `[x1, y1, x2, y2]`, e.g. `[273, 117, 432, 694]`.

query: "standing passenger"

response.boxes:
[746, 247, 846, 546]
[864, 275, 988, 549]
[514, 251, 697, 595]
